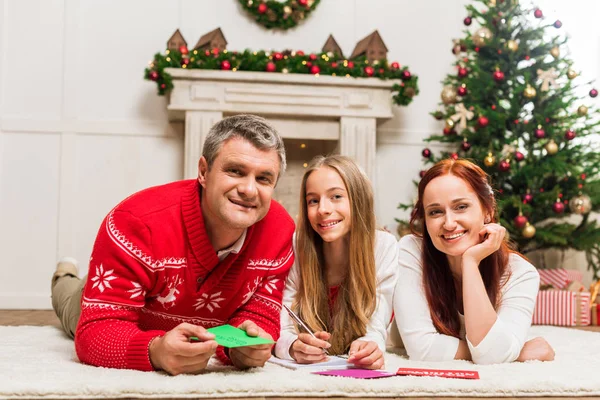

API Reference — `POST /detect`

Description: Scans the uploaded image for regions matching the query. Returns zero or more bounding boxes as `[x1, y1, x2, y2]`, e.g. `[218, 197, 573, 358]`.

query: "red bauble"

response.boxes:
[310, 65, 320, 75]
[181, 58, 190, 66]
[402, 70, 412, 80]
[364, 66, 375, 76]
[493, 70, 505, 82]
[554, 20, 562, 28]
[160, 83, 166, 89]
[515, 151, 525, 162]
[478, 116, 489, 128]
[565, 129, 576, 140]
[306, 61, 312, 67]
[331, 62, 338, 68]
[419, 170, 427, 178]
[258, 3, 268, 13]
[204, 50, 211, 56]
[422, 148, 432, 158]
[265, 62, 276, 72]
[379, 68, 384, 74]
[149, 71, 159, 81]
[552, 201, 565, 214]
[534, 9, 543, 18]
[298, 0, 308, 6]
[296, 50, 305, 56]
[443, 127, 456, 136]
[461, 141, 471, 151]
[220, 60, 231, 70]
[458, 68, 468, 78]
[590, 89, 598, 98]
[391, 62, 400, 70]
[514, 215, 528, 229]
[273, 52, 283, 61]
[581, 173, 587, 180]
[457, 86, 467, 96]
[534, 128, 546, 139]
[498, 160, 511, 172]
[347, 61, 354, 68]
[179, 45, 189, 55]
[523, 193, 534, 203]
[464, 16, 472, 25]
[309, 53, 317, 61]
[451, 153, 459, 160]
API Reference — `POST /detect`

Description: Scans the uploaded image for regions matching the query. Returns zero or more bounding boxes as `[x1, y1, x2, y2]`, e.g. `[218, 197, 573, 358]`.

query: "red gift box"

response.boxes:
[532, 289, 590, 326]
[538, 268, 583, 289]
[592, 304, 600, 326]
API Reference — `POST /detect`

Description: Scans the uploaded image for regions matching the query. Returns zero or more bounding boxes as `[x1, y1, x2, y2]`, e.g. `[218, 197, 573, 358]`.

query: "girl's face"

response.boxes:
[305, 167, 352, 244]
[422, 174, 489, 258]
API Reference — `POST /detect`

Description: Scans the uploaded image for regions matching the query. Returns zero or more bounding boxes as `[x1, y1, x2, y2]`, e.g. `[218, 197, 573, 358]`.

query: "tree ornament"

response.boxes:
[422, 148, 432, 158]
[554, 20, 562, 28]
[433, 111, 444, 120]
[534, 9, 543, 18]
[565, 129, 576, 141]
[498, 159, 511, 172]
[445, 118, 455, 130]
[298, 0, 308, 6]
[577, 105, 588, 116]
[478, 116, 489, 127]
[507, 40, 519, 52]
[545, 140, 558, 155]
[441, 86, 457, 104]
[457, 85, 468, 97]
[257, 3, 268, 14]
[273, 52, 284, 61]
[522, 223, 536, 238]
[493, 70, 505, 82]
[461, 140, 471, 151]
[514, 214, 528, 229]
[364, 66, 375, 76]
[265, 62, 276, 72]
[149, 71, 159, 81]
[535, 126, 546, 139]
[419, 170, 427, 179]
[464, 16, 472, 26]
[567, 69, 578, 80]
[391, 62, 400, 70]
[537, 68, 558, 91]
[523, 84, 537, 99]
[449, 103, 474, 130]
[590, 88, 598, 98]
[451, 152, 459, 160]
[523, 192, 533, 204]
[515, 151, 525, 162]
[569, 194, 592, 214]
[220, 60, 231, 70]
[550, 46, 560, 58]
[552, 200, 565, 214]
[472, 27, 493, 47]
[443, 127, 456, 135]
[179, 45, 189, 55]
[458, 67, 468, 78]
[402, 70, 412, 80]
[310, 65, 320, 75]
[181, 58, 190, 66]
[484, 152, 496, 167]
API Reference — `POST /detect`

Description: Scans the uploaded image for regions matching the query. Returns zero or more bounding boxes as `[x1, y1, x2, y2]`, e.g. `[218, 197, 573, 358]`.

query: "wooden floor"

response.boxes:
[2, 310, 599, 400]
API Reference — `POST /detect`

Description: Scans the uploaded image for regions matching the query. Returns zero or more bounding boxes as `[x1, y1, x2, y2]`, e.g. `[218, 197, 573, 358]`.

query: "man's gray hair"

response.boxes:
[202, 114, 286, 174]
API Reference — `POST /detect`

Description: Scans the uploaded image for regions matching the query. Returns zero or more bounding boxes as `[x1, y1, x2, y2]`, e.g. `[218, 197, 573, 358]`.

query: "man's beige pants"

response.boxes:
[51, 275, 85, 338]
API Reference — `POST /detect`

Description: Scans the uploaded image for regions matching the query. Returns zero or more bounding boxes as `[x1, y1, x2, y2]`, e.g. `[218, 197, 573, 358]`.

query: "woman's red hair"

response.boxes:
[410, 159, 511, 338]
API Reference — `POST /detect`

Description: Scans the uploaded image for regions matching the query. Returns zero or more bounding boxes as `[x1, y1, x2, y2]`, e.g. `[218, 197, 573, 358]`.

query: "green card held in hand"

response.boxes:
[190, 324, 275, 348]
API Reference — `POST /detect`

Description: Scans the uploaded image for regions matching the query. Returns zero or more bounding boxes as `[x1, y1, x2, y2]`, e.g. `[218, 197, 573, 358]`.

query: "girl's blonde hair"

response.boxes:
[294, 155, 377, 354]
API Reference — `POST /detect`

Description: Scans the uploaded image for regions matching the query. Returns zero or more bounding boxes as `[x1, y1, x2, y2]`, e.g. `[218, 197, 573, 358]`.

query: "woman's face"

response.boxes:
[305, 167, 351, 244]
[422, 174, 489, 258]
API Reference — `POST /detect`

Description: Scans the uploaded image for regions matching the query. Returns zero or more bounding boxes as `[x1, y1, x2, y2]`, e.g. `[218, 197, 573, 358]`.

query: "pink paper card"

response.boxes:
[313, 369, 396, 379]
[396, 367, 479, 380]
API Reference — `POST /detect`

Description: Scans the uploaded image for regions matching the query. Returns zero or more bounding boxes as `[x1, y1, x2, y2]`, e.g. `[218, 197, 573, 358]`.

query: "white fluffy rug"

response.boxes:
[0, 325, 598, 398]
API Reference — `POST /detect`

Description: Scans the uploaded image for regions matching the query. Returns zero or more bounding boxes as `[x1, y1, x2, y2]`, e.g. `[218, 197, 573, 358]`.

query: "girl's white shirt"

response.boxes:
[391, 234, 539, 365]
[274, 230, 399, 360]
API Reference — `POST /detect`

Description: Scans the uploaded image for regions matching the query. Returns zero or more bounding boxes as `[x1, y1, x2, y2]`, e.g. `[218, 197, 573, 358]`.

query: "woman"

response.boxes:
[393, 158, 554, 364]
[274, 155, 398, 369]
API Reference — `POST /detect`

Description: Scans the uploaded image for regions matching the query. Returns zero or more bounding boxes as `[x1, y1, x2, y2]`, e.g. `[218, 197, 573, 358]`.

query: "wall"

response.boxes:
[0, 0, 598, 308]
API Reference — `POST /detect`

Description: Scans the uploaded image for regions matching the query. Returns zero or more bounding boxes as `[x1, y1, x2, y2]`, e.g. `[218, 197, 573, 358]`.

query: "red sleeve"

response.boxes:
[75, 210, 164, 371]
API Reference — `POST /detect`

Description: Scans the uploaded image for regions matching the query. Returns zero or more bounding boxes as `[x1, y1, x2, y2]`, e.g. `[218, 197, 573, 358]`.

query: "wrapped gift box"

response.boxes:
[532, 290, 591, 326]
[538, 268, 583, 290]
[592, 304, 600, 326]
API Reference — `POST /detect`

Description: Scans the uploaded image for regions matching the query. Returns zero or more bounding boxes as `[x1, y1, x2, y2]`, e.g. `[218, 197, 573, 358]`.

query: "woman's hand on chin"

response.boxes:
[462, 223, 506, 266]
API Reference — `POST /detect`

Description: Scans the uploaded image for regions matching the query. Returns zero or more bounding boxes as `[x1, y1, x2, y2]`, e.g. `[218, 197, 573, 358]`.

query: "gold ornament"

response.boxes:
[577, 105, 588, 116]
[283, 5, 292, 15]
[441, 85, 457, 104]
[472, 27, 493, 47]
[567, 69, 578, 80]
[522, 223, 536, 238]
[247, 0, 253, 6]
[545, 140, 558, 155]
[569, 194, 592, 214]
[445, 118, 455, 129]
[507, 40, 519, 52]
[524, 84, 537, 99]
[489, 0, 496, 6]
[484, 152, 496, 167]
[550, 46, 560, 58]
[404, 87, 416, 98]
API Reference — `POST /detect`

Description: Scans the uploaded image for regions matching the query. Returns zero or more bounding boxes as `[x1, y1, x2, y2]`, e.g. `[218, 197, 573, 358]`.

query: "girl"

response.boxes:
[393, 158, 554, 364]
[274, 155, 398, 369]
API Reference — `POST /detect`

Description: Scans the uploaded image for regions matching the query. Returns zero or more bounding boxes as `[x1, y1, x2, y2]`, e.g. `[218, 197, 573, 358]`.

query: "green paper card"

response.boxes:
[190, 324, 275, 348]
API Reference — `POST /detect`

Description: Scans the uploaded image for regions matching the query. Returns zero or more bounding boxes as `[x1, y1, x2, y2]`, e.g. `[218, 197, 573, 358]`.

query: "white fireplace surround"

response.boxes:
[166, 69, 400, 186]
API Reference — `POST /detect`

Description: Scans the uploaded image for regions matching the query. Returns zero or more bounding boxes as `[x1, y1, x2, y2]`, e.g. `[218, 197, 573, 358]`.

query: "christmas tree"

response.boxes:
[399, 0, 600, 277]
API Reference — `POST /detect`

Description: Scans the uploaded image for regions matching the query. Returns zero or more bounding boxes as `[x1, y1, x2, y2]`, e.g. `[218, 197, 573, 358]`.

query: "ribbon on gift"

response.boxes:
[449, 103, 474, 130]
[537, 68, 559, 92]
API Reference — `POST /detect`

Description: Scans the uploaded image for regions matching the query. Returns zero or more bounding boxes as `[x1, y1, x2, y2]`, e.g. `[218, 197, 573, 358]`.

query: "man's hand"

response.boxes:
[290, 331, 331, 364]
[148, 323, 218, 375]
[229, 320, 274, 369]
[347, 340, 384, 370]
[517, 336, 555, 362]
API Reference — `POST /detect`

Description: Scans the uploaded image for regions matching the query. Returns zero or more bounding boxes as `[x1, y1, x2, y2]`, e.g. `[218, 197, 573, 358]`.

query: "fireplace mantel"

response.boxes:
[165, 68, 400, 184]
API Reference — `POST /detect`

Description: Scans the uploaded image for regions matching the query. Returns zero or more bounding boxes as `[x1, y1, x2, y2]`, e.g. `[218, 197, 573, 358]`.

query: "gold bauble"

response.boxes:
[489, 0, 496, 6]
[473, 27, 493, 47]
[445, 118, 455, 129]
[577, 105, 588, 116]
[247, 0, 253, 6]
[522, 223, 536, 238]
[507, 40, 519, 52]
[524, 84, 537, 99]
[283, 5, 292, 15]
[441, 85, 457, 104]
[550, 46, 560, 58]
[484, 152, 496, 167]
[545, 140, 558, 155]
[567, 69, 578, 80]
[569, 194, 592, 215]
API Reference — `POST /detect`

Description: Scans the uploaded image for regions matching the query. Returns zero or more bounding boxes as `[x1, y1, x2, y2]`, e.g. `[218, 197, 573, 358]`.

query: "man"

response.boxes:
[51, 114, 295, 375]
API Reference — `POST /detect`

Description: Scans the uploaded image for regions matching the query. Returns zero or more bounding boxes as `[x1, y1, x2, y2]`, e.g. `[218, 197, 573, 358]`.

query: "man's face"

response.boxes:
[198, 137, 280, 230]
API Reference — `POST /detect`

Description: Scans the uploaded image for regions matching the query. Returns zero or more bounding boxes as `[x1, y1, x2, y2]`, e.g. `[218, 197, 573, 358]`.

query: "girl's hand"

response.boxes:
[347, 340, 384, 370]
[290, 331, 331, 364]
[517, 337, 555, 362]
[462, 223, 506, 266]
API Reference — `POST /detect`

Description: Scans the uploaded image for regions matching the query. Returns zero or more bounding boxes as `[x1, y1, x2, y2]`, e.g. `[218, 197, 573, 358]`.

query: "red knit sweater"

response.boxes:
[75, 180, 295, 371]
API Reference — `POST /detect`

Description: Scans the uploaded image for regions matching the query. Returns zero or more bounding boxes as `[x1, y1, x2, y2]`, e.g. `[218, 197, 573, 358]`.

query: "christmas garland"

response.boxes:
[144, 47, 419, 106]
[238, 0, 320, 30]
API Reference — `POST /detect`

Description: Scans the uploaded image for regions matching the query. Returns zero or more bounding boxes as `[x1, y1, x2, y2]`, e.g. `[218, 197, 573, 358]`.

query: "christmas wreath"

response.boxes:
[144, 47, 419, 107]
[238, 0, 320, 30]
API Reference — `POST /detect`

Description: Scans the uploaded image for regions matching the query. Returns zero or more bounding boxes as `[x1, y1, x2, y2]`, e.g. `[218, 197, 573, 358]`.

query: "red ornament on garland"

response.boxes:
[523, 193, 534, 204]
[534, 9, 543, 18]
[552, 201, 565, 214]
[160, 83, 166, 89]
[443, 127, 456, 136]
[181, 58, 190, 66]
[422, 148, 432, 158]
[402, 70, 412, 80]
[458, 68, 468, 78]
[514, 214, 528, 229]
[265, 62, 276, 72]
[391, 62, 400, 70]
[464, 17, 472, 26]
[565, 129, 576, 140]
[179, 45, 189, 55]
[347, 61, 354, 68]
[331, 62, 338, 68]
[220, 60, 231, 70]
[554, 20, 562, 28]
[590, 89, 598, 98]
[296, 50, 305, 56]
[461, 141, 471, 151]
[419, 170, 427, 178]
[149, 71, 159, 81]
[478, 116, 489, 128]
[309, 53, 317, 61]
[515, 151, 525, 162]
[257, 3, 268, 14]
[534, 127, 546, 139]
[273, 52, 283, 61]
[457, 86, 467, 96]
[451, 152, 459, 160]
[364, 66, 375, 76]
[498, 160, 511, 172]
[493, 70, 505, 82]
[205, 50, 211, 56]
[310, 65, 320, 75]
[298, 0, 308, 6]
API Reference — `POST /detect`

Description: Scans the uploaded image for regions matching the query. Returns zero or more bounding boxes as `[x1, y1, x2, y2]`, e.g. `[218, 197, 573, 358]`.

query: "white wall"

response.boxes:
[0, 0, 598, 308]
